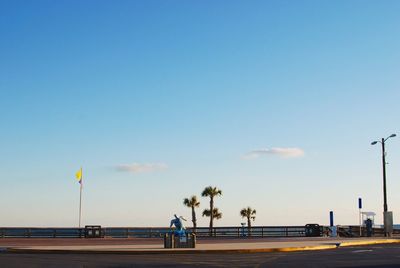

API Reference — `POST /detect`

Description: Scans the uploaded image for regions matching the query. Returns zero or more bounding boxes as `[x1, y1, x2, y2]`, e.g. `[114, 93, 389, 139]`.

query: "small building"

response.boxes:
[361, 212, 376, 226]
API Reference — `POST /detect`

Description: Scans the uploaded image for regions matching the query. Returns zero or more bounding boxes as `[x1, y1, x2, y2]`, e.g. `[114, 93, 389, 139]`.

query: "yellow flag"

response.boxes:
[76, 168, 82, 183]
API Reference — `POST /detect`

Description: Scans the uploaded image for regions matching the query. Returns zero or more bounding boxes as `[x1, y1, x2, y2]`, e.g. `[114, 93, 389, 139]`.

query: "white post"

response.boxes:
[359, 209, 362, 237]
[79, 168, 83, 228]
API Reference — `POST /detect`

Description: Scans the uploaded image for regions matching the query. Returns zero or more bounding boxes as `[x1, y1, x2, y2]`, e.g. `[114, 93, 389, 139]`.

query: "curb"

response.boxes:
[2, 246, 338, 255]
[4, 239, 400, 255]
[339, 239, 400, 247]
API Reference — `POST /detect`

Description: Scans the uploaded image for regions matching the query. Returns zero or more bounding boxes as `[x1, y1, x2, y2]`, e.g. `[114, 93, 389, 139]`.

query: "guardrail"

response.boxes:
[337, 225, 400, 237]
[0, 228, 84, 238]
[103, 226, 308, 238]
[0, 226, 307, 238]
[1, 225, 397, 239]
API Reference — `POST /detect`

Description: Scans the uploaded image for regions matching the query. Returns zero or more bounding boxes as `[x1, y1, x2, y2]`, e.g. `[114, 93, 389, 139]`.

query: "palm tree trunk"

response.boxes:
[191, 206, 197, 233]
[209, 197, 214, 236]
[247, 217, 251, 237]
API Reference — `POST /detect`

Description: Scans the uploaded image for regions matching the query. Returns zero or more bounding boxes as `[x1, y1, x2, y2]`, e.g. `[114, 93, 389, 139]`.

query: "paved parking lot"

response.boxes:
[1, 244, 400, 267]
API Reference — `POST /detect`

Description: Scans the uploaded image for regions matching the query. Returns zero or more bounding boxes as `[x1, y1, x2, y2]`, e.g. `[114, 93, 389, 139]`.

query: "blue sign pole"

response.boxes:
[358, 198, 362, 236]
[329, 211, 334, 227]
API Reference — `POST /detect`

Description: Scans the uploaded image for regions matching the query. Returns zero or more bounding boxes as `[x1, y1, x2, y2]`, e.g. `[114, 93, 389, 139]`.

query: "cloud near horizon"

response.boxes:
[244, 147, 305, 159]
[115, 163, 168, 173]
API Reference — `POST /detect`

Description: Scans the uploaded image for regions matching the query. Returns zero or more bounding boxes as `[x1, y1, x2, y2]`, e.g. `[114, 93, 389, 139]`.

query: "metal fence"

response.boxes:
[1, 225, 397, 239]
[0, 228, 84, 238]
[337, 225, 400, 237]
[0, 226, 307, 238]
[192, 226, 307, 238]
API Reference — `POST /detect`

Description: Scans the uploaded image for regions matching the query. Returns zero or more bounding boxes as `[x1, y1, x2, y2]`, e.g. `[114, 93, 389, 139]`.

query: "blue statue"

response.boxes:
[170, 214, 187, 237]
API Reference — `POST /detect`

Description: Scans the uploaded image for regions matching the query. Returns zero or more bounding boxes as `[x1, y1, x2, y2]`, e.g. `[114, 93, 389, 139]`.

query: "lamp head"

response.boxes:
[389, 134, 396, 138]
[371, 141, 378, 145]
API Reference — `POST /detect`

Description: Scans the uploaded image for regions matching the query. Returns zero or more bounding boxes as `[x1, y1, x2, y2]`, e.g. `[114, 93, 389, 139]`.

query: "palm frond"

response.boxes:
[240, 207, 256, 219]
[201, 186, 223, 197]
[202, 208, 222, 219]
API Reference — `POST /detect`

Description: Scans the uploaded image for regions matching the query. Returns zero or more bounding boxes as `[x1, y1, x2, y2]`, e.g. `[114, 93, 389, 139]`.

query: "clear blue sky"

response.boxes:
[0, 0, 399, 227]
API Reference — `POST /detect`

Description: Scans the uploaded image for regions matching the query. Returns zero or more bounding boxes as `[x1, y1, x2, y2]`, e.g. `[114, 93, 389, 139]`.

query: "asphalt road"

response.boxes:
[1, 244, 399, 268]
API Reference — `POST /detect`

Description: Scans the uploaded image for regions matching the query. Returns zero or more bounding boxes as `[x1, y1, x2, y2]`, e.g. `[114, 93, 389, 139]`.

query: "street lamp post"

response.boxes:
[371, 133, 396, 237]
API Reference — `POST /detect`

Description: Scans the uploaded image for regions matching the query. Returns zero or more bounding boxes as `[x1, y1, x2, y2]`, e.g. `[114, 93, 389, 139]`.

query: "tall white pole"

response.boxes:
[79, 167, 83, 228]
[359, 209, 361, 237]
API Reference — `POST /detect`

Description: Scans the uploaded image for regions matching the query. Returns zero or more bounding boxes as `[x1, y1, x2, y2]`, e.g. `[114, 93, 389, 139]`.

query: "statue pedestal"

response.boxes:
[164, 233, 196, 248]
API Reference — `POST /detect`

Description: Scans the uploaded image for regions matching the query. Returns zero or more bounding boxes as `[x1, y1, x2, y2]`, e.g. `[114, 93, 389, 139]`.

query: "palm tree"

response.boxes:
[183, 195, 200, 232]
[240, 206, 256, 236]
[202, 208, 222, 220]
[202, 207, 222, 236]
[201, 186, 222, 233]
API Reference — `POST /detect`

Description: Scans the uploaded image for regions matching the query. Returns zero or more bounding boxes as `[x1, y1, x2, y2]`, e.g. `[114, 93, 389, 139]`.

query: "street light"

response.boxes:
[371, 133, 396, 236]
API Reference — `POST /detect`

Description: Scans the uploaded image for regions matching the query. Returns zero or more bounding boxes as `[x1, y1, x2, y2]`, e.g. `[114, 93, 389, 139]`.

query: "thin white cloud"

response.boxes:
[115, 163, 168, 173]
[244, 147, 305, 159]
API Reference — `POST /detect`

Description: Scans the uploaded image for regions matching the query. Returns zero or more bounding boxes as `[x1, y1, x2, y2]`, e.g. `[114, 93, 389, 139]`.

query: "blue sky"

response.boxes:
[0, 0, 399, 227]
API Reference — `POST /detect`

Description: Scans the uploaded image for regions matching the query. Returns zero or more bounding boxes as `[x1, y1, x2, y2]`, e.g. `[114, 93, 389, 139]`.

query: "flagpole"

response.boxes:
[79, 167, 83, 228]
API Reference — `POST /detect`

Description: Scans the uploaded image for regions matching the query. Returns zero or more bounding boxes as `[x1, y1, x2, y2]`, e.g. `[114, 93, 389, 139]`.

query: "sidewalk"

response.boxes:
[2, 237, 400, 254]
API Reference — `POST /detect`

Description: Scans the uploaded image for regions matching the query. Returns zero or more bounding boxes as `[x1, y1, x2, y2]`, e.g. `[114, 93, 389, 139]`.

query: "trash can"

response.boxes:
[365, 219, 373, 237]
[164, 233, 196, 248]
[84, 225, 103, 238]
[305, 224, 321, 237]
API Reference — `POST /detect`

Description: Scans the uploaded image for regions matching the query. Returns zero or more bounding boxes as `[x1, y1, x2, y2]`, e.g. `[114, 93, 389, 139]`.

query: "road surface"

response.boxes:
[1, 244, 399, 267]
